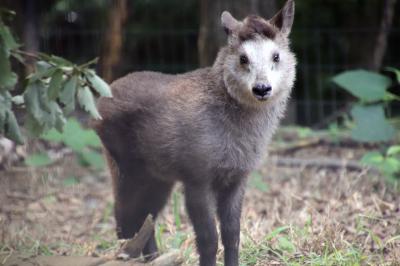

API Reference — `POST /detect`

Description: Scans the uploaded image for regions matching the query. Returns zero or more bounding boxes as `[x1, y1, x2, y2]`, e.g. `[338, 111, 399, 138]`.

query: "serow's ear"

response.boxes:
[270, 0, 295, 36]
[221, 11, 240, 35]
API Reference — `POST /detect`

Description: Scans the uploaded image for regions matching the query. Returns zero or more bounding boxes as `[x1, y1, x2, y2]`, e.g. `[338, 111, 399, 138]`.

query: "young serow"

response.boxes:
[94, 1, 296, 265]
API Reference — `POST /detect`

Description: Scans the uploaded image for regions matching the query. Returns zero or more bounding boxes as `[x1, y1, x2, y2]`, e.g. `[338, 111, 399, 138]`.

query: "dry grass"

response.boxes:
[0, 138, 399, 265]
[238, 165, 400, 265]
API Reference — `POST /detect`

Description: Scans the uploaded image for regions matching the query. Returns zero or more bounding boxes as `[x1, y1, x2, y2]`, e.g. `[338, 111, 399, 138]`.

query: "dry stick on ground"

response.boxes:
[272, 156, 380, 174]
[117, 214, 155, 259]
[271, 135, 386, 156]
[150, 251, 183, 266]
[270, 138, 322, 154]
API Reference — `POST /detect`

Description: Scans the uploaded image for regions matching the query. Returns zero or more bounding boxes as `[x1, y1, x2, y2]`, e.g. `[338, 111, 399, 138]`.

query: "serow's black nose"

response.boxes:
[252, 84, 272, 98]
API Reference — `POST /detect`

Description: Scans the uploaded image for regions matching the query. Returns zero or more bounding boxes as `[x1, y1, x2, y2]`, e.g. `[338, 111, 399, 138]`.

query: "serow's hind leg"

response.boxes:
[109, 157, 173, 260]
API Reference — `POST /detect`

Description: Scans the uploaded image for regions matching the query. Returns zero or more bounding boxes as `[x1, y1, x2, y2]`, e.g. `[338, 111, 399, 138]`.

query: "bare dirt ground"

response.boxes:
[0, 133, 399, 265]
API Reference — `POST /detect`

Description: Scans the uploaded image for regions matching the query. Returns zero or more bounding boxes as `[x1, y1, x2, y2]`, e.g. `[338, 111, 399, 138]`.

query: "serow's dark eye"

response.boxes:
[273, 53, 280, 63]
[239, 54, 249, 65]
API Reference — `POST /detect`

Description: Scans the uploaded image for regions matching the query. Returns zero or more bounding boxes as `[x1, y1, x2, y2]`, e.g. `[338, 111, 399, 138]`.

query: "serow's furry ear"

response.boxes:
[221, 11, 240, 35]
[270, 0, 295, 36]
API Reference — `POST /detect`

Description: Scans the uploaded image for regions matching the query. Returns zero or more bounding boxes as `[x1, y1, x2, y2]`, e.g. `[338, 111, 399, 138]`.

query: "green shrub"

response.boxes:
[332, 69, 399, 142]
[333, 69, 400, 182]
[361, 146, 400, 183]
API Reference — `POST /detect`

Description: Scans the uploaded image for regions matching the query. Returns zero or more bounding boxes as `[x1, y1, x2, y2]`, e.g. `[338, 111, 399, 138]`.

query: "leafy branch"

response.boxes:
[0, 11, 111, 144]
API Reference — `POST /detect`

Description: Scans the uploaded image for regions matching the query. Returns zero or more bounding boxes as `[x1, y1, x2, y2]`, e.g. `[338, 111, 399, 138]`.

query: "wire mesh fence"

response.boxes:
[38, 27, 400, 126]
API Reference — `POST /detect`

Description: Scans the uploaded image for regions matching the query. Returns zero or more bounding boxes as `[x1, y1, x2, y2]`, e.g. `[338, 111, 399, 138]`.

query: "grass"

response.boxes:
[1, 128, 400, 265]
[150, 189, 399, 266]
[148, 218, 398, 266]
[2, 175, 399, 265]
[238, 224, 369, 266]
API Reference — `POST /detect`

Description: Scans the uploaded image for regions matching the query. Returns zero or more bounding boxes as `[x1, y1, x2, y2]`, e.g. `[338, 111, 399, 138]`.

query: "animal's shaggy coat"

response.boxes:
[94, 1, 296, 265]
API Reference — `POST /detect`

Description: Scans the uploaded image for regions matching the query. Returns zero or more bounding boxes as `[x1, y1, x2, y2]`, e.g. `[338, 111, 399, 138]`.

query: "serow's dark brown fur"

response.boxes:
[238, 15, 278, 41]
[94, 1, 295, 266]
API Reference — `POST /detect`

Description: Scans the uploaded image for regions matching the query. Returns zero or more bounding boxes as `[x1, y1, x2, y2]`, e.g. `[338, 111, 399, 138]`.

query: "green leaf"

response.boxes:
[332, 70, 391, 102]
[25, 153, 53, 167]
[77, 86, 102, 119]
[381, 158, 400, 176]
[277, 237, 296, 253]
[62, 119, 87, 151]
[86, 70, 112, 97]
[0, 24, 19, 53]
[24, 81, 65, 133]
[78, 150, 104, 169]
[0, 47, 17, 90]
[387, 146, 400, 156]
[0, 90, 12, 110]
[25, 113, 45, 137]
[24, 83, 65, 136]
[42, 101, 62, 131]
[384, 92, 400, 102]
[361, 151, 384, 167]
[47, 69, 64, 100]
[53, 102, 66, 132]
[41, 128, 63, 143]
[29, 66, 56, 82]
[38, 53, 73, 66]
[386, 67, 400, 83]
[82, 130, 102, 148]
[5, 110, 23, 144]
[24, 82, 46, 123]
[36, 61, 52, 73]
[62, 118, 102, 150]
[266, 226, 290, 241]
[351, 104, 395, 142]
[59, 75, 78, 114]
[0, 92, 23, 143]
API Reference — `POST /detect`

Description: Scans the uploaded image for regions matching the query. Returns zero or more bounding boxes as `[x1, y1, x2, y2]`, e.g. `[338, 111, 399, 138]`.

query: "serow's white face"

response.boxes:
[220, 0, 296, 107]
[223, 37, 296, 107]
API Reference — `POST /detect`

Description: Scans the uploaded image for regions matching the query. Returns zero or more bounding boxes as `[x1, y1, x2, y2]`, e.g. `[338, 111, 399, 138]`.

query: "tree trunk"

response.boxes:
[198, 0, 277, 67]
[22, 0, 39, 74]
[370, 0, 397, 71]
[198, 0, 224, 67]
[100, 0, 128, 82]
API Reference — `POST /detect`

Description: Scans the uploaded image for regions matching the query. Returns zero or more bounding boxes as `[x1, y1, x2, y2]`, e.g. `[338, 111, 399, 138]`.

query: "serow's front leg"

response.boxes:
[184, 183, 218, 266]
[216, 178, 246, 266]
